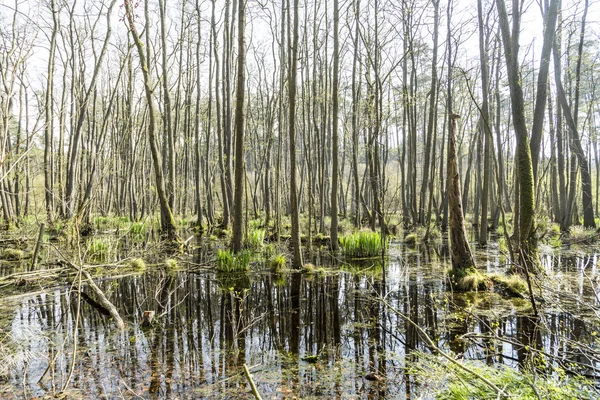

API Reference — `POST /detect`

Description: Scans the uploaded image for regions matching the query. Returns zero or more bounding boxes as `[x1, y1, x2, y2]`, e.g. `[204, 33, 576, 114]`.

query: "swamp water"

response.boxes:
[0, 238, 599, 399]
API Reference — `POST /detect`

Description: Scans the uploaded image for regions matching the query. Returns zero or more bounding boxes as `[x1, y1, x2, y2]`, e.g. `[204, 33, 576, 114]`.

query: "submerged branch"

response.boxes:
[378, 295, 507, 397]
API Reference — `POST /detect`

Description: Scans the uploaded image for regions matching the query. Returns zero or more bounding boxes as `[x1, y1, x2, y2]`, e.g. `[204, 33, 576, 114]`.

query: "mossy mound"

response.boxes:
[448, 268, 528, 298]
[449, 269, 494, 292]
[488, 273, 528, 298]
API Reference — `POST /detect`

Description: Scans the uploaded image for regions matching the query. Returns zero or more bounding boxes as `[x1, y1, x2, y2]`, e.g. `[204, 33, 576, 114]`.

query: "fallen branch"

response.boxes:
[378, 296, 507, 398]
[59, 257, 125, 330]
[243, 363, 262, 400]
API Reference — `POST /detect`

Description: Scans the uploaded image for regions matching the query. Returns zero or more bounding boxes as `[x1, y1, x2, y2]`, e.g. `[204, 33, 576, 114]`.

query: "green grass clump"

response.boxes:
[340, 230, 386, 258]
[165, 258, 178, 269]
[129, 222, 147, 237]
[128, 258, 147, 271]
[1, 248, 24, 260]
[87, 238, 112, 262]
[270, 253, 287, 271]
[246, 229, 266, 249]
[216, 249, 251, 272]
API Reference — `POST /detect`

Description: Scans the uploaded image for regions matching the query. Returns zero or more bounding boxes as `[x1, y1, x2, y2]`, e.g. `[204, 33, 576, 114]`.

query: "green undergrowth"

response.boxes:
[216, 249, 251, 272]
[340, 230, 386, 258]
[86, 237, 113, 262]
[246, 228, 265, 249]
[411, 352, 597, 399]
[269, 253, 287, 272]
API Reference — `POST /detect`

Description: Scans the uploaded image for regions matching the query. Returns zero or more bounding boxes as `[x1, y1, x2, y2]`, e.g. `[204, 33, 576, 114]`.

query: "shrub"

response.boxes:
[340, 230, 386, 258]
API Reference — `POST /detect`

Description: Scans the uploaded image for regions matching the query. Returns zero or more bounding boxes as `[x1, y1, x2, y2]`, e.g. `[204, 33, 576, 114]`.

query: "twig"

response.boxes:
[243, 363, 262, 400]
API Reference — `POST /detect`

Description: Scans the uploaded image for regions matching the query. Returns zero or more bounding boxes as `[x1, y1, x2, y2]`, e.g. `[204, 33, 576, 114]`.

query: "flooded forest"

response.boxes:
[1, 0, 600, 398]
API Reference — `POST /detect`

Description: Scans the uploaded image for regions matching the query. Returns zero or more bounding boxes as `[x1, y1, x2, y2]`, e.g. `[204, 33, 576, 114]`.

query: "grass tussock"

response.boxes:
[269, 253, 287, 272]
[450, 268, 493, 292]
[246, 228, 265, 249]
[216, 249, 251, 272]
[86, 238, 113, 262]
[340, 230, 386, 258]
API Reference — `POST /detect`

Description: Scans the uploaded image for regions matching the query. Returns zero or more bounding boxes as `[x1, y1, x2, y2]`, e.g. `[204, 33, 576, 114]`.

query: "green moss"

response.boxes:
[302, 263, 326, 275]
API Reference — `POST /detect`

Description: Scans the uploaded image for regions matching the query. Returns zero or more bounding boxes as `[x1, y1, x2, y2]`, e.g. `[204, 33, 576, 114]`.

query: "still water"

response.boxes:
[0, 240, 598, 399]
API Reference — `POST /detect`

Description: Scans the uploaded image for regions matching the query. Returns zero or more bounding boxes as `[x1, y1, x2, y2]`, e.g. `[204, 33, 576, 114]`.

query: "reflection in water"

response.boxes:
[0, 242, 599, 398]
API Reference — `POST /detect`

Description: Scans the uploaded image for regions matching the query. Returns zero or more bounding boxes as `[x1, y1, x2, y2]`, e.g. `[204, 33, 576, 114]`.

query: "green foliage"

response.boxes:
[340, 230, 386, 258]
[428, 225, 442, 240]
[246, 228, 265, 249]
[165, 258, 178, 269]
[404, 233, 418, 246]
[269, 253, 287, 271]
[568, 226, 596, 242]
[548, 223, 561, 236]
[129, 222, 147, 237]
[216, 249, 251, 272]
[87, 238, 113, 262]
[411, 353, 597, 399]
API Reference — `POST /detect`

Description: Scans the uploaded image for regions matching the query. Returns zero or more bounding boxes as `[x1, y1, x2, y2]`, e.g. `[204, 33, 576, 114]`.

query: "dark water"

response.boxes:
[0, 240, 599, 399]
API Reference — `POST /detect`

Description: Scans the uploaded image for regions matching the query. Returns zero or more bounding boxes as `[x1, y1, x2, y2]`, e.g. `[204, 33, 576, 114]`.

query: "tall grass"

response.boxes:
[340, 230, 386, 258]
[216, 249, 251, 272]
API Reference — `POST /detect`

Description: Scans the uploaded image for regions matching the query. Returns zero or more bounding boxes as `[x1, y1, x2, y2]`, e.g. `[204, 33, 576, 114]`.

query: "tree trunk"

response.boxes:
[448, 114, 476, 276]
[289, 0, 303, 268]
[231, 0, 246, 253]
